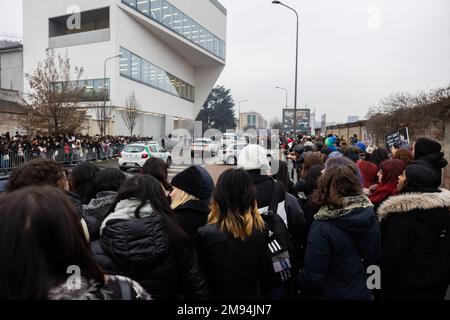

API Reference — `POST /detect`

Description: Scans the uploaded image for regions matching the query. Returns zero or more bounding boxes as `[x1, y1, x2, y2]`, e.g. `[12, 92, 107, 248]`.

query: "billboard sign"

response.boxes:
[282, 109, 311, 133]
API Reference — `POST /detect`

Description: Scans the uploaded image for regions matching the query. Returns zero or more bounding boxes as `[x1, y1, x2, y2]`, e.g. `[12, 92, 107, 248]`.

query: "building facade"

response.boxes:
[239, 112, 268, 130]
[0, 89, 26, 134]
[0, 44, 23, 92]
[23, 0, 227, 139]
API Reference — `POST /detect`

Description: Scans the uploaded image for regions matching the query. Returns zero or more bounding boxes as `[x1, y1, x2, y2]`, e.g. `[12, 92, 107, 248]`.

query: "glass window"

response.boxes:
[182, 15, 191, 39]
[150, 0, 162, 21]
[198, 27, 206, 48]
[205, 32, 213, 52]
[156, 67, 165, 89]
[123, 0, 137, 8]
[162, 0, 173, 28]
[120, 47, 131, 77]
[131, 54, 141, 81]
[137, 0, 149, 15]
[219, 40, 225, 60]
[172, 7, 182, 34]
[142, 60, 152, 85]
[149, 145, 158, 153]
[93, 79, 109, 99]
[150, 64, 158, 87]
[191, 21, 199, 43]
[213, 36, 220, 57]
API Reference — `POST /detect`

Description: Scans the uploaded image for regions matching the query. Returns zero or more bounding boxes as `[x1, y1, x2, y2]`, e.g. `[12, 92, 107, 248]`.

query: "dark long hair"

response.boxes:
[108, 175, 188, 242]
[310, 162, 363, 208]
[70, 162, 100, 204]
[271, 160, 294, 194]
[6, 158, 64, 192]
[209, 169, 264, 240]
[0, 186, 104, 300]
[370, 148, 389, 167]
[141, 157, 172, 192]
[94, 168, 127, 193]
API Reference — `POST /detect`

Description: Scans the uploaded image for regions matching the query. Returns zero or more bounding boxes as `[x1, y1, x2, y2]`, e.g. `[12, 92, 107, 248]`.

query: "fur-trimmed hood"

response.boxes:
[378, 189, 450, 222]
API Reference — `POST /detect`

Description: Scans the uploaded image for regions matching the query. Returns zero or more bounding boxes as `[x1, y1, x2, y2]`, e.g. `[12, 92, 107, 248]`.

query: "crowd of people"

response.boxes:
[0, 132, 155, 173]
[0, 131, 449, 300]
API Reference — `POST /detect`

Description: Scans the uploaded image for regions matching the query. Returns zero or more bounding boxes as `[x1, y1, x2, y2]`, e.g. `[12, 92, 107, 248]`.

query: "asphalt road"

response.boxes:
[97, 159, 233, 184]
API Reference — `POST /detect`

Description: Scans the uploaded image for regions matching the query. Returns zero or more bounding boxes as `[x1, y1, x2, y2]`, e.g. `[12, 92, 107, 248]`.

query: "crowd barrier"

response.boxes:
[0, 144, 124, 174]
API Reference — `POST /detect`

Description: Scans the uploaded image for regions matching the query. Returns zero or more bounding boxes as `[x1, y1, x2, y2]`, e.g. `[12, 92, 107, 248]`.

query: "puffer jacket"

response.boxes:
[174, 199, 210, 242]
[299, 194, 381, 300]
[378, 189, 450, 300]
[197, 224, 269, 300]
[83, 191, 117, 223]
[48, 275, 152, 300]
[90, 199, 209, 300]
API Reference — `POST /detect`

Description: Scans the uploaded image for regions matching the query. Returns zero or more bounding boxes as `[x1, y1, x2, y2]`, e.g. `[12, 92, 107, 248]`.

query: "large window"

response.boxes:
[49, 7, 110, 37]
[52, 78, 110, 101]
[121, 0, 225, 60]
[120, 47, 131, 77]
[120, 47, 195, 102]
[247, 115, 257, 126]
[150, 0, 163, 21]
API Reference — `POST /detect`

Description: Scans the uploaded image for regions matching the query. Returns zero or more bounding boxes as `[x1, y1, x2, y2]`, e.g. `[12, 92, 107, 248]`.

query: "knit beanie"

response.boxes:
[171, 166, 214, 200]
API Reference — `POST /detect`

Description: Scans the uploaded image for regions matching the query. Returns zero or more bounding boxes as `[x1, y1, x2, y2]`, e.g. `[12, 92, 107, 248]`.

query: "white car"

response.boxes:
[119, 142, 172, 171]
[220, 142, 249, 165]
[221, 133, 237, 145]
[191, 138, 219, 157]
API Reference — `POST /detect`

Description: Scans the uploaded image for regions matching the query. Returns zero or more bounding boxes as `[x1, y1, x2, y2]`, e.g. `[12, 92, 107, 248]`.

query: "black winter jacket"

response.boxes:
[90, 200, 208, 300]
[197, 224, 269, 300]
[378, 189, 450, 300]
[174, 199, 210, 242]
[299, 195, 381, 300]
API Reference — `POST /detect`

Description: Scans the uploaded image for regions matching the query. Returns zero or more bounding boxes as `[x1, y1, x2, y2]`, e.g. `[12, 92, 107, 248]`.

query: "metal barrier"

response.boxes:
[0, 143, 125, 175]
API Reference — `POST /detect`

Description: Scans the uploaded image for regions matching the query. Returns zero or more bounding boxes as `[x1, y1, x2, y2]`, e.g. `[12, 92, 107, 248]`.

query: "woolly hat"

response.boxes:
[414, 138, 442, 160]
[171, 166, 214, 200]
[403, 164, 441, 193]
[237, 144, 270, 171]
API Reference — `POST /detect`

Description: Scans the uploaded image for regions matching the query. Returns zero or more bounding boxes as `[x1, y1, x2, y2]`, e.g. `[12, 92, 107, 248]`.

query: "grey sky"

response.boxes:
[1, 0, 449, 124]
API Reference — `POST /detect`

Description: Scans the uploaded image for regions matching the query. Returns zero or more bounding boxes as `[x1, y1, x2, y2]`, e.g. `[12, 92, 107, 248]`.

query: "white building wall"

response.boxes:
[23, 0, 226, 138]
[0, 49, 24, 92]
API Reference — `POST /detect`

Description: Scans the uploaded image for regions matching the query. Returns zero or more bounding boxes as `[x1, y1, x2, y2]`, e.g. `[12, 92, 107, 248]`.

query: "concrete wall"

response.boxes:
[325, 120, 450, 189]
[0, 49, 23, 92]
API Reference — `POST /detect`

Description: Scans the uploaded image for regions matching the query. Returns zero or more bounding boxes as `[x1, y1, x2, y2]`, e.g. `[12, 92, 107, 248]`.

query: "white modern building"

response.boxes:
[23, 0, 227, 138]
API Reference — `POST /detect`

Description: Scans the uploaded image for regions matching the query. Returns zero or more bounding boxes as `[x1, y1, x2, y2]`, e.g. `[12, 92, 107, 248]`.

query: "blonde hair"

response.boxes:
[171, 188, 199, 209]
[208, 200, 265, 240]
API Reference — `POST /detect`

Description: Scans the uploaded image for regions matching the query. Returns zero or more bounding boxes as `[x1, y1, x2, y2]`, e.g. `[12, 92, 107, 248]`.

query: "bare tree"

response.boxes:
[92, 101, 114, 136]
[270, 117, 283, 130]
[122, 92, 140, 136]
[366, 85, 450, 145]
[23, 50, 87, 136]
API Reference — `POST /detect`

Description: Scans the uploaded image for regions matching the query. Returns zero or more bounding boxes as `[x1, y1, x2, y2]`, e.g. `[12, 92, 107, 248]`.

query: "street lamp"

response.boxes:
[102, 54, 122, 136]
[237, 99, 249, 130]
[275, 86, 288, 109]
[272, 1, 299, 134]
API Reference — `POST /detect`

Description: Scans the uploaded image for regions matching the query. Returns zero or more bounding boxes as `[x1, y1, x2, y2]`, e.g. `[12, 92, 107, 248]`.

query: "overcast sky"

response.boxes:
[1, 0, 449, 124]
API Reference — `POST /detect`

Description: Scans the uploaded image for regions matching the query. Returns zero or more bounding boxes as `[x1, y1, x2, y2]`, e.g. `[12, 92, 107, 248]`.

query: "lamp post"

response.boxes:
[237, 99, 248, 130]
[275, 86, 288, 109]
[102, 54, 122, 136]
[272, 1, 299, 134]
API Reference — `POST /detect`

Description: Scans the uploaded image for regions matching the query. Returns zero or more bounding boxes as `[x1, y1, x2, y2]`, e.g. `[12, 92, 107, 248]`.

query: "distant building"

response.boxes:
[0, 44, 24, 92]
[239, 112, 267, 130]
[347, 116, 359, 123]
[0, 89, 26, 134]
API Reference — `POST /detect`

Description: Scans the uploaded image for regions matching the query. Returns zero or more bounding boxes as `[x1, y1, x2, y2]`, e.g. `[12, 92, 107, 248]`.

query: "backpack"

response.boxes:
[262, 180, 295, 287]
